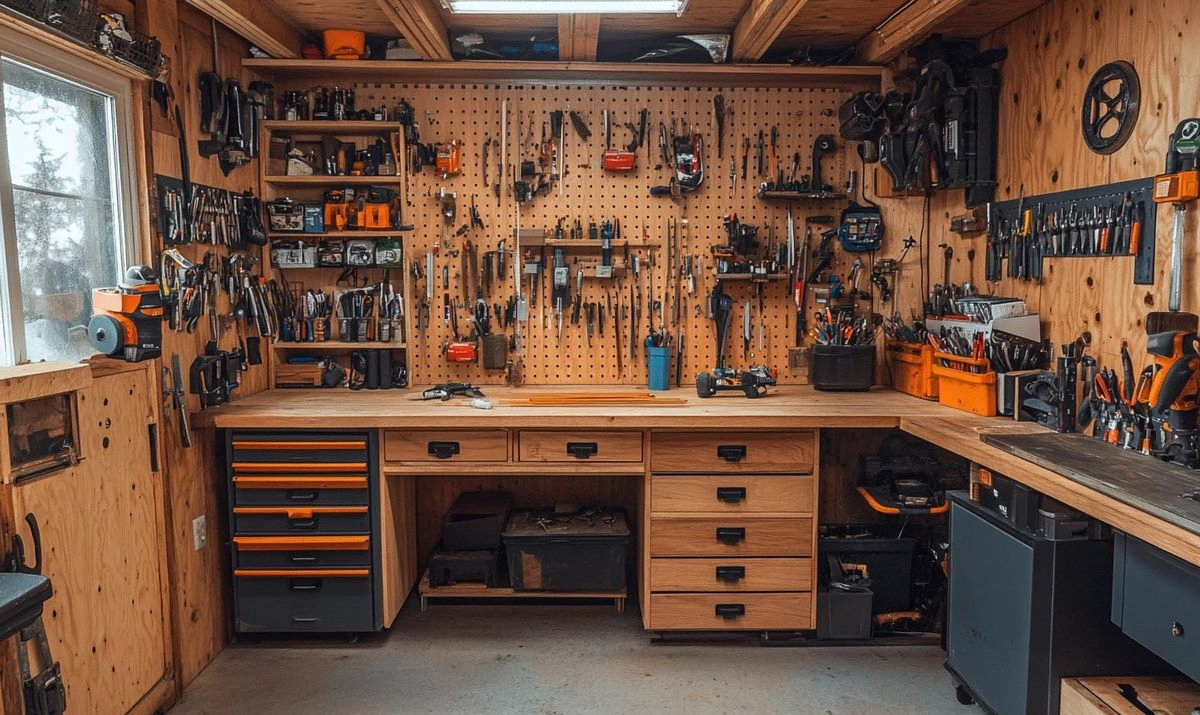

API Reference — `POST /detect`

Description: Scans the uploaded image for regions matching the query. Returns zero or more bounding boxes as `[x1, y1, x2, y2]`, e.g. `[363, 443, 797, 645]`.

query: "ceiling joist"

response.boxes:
[376, 0, 453, 61]
[856, 0, 971, 64]
[558, 14, 600, 62]
[182, 0, 301, 59]
[732, 0, 813, 62]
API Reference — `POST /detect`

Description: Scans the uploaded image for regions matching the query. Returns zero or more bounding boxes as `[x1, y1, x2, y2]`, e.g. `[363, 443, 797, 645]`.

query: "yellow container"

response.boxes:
[931, 352, 996, 416]
[886, 340, 938, 399]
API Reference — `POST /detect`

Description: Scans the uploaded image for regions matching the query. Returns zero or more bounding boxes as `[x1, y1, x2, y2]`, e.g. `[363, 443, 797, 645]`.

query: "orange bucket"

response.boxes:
[323, 30, 365, 61]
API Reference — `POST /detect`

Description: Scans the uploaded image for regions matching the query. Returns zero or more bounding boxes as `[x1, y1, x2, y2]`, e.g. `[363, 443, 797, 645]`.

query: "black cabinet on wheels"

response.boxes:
[945, 491, 1167, 714]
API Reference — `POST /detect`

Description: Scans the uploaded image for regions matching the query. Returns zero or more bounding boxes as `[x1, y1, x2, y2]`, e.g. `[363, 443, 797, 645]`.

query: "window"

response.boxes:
[0, 30, 138, 366]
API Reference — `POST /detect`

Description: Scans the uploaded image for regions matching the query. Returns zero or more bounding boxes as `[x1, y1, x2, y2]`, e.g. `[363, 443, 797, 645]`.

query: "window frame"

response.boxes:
[0, 25, 141, 366]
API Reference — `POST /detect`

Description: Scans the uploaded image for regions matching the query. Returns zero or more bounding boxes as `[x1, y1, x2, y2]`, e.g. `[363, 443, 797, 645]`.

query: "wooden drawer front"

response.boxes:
[234, 570, 374, 632]
[517, 431, 643, 463]
[234, 536, 371, 569]
[651, 476, 813, 513]
[651, 431, 814, 474]
[383, 430, 509, 463]
[650, 558, 812, 593]
[649, 517, 812, 557]
[233, 476, 369, 507]
[233, 506, 370, 535]
[649, 593, 812, 631]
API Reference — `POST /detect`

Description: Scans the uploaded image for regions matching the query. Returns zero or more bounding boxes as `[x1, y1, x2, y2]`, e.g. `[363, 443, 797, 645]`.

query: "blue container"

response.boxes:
[647, 346, 670, 390]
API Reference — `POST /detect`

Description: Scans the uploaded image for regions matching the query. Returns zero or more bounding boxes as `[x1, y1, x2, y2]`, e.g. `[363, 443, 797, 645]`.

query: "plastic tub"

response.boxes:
[811, 345, 875, 391]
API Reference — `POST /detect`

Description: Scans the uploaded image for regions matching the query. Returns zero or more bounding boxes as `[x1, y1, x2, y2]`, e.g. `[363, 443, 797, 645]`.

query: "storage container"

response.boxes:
[932, 352, 996, 416]
[817, 587, 873, 640]
[442, 491, 513, 550]
[886, 340, 938, 399]
[503, 509, 629, 591]
[811, 345, 875, 391]
[820, 532, 916, 614]
[428, 547, 504, 588]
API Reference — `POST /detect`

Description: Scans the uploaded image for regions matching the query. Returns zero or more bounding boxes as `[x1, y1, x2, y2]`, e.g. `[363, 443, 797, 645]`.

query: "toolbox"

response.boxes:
[932, 352, 997, 416]
[886, 341, 938, 399]
[428, 547, 504, 588]
[817, 587, 874, 640]
[811, 345, 875, 391]
[442, 491, 513, 550]
[820, 528, 917, 614]
[503, 509, 629, 591]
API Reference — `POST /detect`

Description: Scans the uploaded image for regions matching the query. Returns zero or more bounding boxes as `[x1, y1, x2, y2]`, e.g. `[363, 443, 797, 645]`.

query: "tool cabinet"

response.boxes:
[645, 430, 818, 631]
[228, 431, 382, 633]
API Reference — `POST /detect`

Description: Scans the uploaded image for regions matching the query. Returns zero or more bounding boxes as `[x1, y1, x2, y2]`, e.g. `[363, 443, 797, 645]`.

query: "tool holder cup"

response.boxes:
[811, 345, 876, 391]
[647, 346, 671, 391]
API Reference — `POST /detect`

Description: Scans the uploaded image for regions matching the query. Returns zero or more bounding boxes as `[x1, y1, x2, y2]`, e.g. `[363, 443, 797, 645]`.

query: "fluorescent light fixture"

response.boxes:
[442, 0, 688, 15]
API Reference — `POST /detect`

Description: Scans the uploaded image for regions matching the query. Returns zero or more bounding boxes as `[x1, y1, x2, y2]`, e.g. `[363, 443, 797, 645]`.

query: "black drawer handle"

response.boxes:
[566, 442, 598, 459]
[1172, 621, 1185, 637]
[716, 487, 747, 504]
[287, 490, 319, 501]
[289, 579, 322, 591]
[291, 617, 320, 623]
[428, 441, 461, 459]
[717, 445, 747, 462]
[715, 566, 746, 583]
[289, 555, 319, 563]
[716, 527, 746, 545]
[715, 603, 746, 619]
[288, 518, 318, 530]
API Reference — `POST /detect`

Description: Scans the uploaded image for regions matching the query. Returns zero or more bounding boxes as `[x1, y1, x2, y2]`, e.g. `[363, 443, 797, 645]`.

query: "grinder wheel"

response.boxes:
[1081, 60, 1140, 155]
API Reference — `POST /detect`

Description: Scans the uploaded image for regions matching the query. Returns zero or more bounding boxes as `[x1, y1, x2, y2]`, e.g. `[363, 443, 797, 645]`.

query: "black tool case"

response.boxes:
[428, 547, 504, 588]
[442, 491, 513, 550]
[503, 509, 629, 591]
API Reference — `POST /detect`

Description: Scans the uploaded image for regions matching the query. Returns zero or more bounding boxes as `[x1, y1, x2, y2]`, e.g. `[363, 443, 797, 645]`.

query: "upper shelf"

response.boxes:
[262, 120, 404, 134]
[242, 59, 885, 91]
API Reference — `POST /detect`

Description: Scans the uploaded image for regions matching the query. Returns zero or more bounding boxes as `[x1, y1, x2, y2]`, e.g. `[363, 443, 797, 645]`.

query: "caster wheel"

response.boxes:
[955, 685, 975, 706]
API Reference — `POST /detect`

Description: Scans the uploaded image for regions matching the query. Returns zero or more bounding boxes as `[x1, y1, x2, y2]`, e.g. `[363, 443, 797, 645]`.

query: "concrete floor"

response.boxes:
[172, 602, 966, 715]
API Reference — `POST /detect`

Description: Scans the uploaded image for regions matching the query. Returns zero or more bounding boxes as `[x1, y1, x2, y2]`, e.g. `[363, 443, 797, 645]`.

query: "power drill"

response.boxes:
[1147, 330, 1200, 467]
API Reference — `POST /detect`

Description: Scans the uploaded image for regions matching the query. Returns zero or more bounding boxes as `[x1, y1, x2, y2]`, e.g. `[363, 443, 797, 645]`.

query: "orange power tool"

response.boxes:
[87, 266, 163, 362]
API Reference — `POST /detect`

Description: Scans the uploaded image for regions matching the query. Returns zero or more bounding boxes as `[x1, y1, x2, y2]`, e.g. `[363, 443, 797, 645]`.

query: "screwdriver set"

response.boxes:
[985, 177, 1158, 284]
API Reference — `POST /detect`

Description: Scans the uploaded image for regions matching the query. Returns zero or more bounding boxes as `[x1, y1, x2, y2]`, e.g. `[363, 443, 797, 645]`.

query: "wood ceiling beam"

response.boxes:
[856, 0, 971, 64]
[376, 0, 453, 61]
[558, 14, 601, 62]
[181, 0, 302, 59]
[731, 0, 813, 62]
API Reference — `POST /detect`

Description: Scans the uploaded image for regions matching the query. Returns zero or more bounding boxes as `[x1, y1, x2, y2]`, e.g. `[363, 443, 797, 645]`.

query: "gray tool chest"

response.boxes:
[227, 431, 381, 633]
[1113, 532, 1200, 682]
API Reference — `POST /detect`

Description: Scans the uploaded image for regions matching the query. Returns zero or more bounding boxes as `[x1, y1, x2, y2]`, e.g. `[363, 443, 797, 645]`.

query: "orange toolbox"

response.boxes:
[886, 340, 939, 399]
[931, 352, 996, 417]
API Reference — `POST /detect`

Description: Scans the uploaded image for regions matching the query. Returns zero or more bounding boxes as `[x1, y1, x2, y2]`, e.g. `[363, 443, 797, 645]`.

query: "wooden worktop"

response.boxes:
[196, 385, 1200, 569]
[194, 385, 952, 430]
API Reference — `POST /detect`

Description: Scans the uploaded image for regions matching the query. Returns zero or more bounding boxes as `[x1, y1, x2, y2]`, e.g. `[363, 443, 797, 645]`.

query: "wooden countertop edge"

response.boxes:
[899, 417, 1200, 570]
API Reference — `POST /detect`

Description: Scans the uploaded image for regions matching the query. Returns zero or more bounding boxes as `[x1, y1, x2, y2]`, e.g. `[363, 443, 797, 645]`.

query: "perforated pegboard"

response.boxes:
[289, 81, 861, 385]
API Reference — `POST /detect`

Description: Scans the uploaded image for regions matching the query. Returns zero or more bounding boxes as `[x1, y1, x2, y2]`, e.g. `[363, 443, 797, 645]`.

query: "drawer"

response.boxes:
[650, 558, 812, 592]
[518, 431, 643, 463]
[230, 433, 369, 465]
[651, 475, 814, 513]
[233, 506, 370, 534]
[233, 475, 369, 506]
[234, 536, 372, 569]
[649, 517, 812, 557]
[651, 431, 815, 474]
[649, 593, 812, 631]
[1114, 534, 1200, 681]
[383, 430, 509, 463]
[234, 569, 374, 632]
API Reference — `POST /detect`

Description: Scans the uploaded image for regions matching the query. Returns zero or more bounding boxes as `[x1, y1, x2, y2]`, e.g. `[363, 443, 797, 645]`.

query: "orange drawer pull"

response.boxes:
[233, 476, 368, 490]
[233, 506, 368, 516]
[234, 569, 369, 578]
[232, 462, 367, 473]
[235, 536, 369, 551]
[232, 440, 366, 450]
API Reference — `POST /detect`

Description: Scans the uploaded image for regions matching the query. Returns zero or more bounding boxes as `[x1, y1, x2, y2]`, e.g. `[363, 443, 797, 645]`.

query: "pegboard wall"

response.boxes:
[273, 80, 878, 386]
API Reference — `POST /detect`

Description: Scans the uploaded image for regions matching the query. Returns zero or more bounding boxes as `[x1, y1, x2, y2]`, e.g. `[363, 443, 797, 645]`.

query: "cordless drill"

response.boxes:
[1146, 330, 1200, 467]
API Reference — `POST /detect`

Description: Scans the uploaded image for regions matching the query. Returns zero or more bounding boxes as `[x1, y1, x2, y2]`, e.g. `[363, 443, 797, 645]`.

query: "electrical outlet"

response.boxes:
[192, 515, 207, 551]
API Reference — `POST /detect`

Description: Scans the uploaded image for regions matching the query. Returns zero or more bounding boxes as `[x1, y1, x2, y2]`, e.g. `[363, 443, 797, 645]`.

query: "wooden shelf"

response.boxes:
[262, 120, 403, 134]
[267, 230, 409, 239]
[418, 569, 626, 612]
[242, 58, 885, 91]
[263, 175, 399, 186]
[714, 273, 788, 281]
[540, 239, 661, 249]
[272, 342, 407, 350]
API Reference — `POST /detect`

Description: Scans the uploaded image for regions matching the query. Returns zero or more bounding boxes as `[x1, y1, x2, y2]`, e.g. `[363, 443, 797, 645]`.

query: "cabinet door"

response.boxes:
[11, 369, 169, 714]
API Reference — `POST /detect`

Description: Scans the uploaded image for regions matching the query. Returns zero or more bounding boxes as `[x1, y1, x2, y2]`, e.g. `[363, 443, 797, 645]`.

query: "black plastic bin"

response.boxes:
[811, 345, 875, 391]
[503, 509, 629, 591]
[820, 533, 917, 614]
[443, 491, 513, 550]
[817, 587, 874, 640]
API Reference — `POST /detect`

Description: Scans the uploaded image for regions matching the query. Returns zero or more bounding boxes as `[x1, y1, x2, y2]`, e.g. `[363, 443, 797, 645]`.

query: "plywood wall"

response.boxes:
[143, 0, 272, 688]
[886, 0, 1199, 375]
